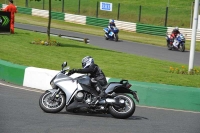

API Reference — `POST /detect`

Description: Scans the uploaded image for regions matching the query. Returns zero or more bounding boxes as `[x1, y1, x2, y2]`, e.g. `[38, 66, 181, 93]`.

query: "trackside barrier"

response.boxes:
[2, 4, 7, 8]
[86, 16, 109, 27]
[32, 8, 48, 18]
[32, 9, 65, 21]
[136, 23, 167, 36]
[64, 13, 86, 25]
[0, 60, 27, 86]
[17, 7, 32, 15]
[115, 20, 136, 32]
[51, 11, 65, 21]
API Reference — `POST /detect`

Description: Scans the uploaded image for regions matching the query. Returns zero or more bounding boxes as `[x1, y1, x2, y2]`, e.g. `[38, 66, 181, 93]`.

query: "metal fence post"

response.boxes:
[138, 5, 141, 22]
[62, 0, 64, 13]
[164, 7, 168, 27]
[117, 3, 120, 20]
[96, 1, 99, 18]
[78, 0, 80, 14]
[25, 0, 28, 7]
[43, 0, 45, 10]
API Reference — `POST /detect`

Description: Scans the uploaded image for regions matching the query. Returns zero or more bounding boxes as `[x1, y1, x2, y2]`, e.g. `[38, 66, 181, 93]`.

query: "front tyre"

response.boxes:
[109, 94, 135, 119]
[114, 34, 119, 42]
[179, 43, 185, 52]
[39, 91, 66, 113]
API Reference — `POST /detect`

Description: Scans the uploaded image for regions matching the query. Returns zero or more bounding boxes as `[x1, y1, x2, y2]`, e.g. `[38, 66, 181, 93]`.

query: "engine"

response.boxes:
[74, 91, 84, 102]
[74, 91, 92, 104]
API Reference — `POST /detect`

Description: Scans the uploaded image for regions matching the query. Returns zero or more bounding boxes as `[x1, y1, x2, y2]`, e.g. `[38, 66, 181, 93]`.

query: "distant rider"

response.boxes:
[107, 19, 116, 35]
[68, 56, 108, 104]
[170, 27, 180, 48]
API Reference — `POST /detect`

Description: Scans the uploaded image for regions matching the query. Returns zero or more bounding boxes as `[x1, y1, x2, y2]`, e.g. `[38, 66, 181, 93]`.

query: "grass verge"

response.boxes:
[0, 29, 200, 88]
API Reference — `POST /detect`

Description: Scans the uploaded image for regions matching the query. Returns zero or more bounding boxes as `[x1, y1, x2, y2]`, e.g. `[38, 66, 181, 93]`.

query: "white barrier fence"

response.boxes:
[114, 20, 136, 32]
[64, 13, 86, 25]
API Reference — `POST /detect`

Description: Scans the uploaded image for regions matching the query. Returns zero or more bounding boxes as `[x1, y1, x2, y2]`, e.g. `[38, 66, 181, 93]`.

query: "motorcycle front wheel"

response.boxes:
[39, 91, 66, 113]
[108, 94, 135, 119]
[114, 34, 119, 42]
[179, 43, 185, 52]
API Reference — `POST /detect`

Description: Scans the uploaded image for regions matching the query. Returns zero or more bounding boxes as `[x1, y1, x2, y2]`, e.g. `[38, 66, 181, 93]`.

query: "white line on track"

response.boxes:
[0, 82, 200, 114]
[0, 82, 44, 93]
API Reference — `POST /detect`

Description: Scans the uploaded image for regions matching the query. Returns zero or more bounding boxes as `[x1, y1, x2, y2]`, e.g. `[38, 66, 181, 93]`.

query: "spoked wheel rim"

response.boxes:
[111, 95, 133, 114]
[42, 92, 64, 110]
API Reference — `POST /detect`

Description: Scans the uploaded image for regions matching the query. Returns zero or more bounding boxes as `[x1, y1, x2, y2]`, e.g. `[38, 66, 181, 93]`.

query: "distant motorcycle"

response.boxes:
[103, 27, 119, 41]
[166, 33, 185, 52]
[39, 61, 139, 119]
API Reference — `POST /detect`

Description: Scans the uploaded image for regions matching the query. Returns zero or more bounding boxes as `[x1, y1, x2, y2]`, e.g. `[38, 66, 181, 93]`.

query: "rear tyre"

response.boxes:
[105, 34, 109, 40]
[167, 42, 172, 50]
[109, 94, 135, 119]
[39, 91, 66, 113]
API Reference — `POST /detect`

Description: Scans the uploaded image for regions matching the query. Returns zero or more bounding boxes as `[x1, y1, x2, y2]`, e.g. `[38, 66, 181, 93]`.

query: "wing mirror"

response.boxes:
[61, 62, 67, 69]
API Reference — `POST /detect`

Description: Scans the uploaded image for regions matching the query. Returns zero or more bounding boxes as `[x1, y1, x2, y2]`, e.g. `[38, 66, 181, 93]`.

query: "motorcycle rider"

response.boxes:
[68, 56, 108, 104]
[170, 27, 180, 48]
[107, 19, 116, 35]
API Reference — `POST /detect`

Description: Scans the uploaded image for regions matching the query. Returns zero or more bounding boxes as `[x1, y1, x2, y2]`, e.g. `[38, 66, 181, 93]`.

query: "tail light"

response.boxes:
[126, 83, 132, 89]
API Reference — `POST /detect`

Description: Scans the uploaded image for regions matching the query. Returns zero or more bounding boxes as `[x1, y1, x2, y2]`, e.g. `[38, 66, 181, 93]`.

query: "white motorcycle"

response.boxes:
[39, 62, 139, 119]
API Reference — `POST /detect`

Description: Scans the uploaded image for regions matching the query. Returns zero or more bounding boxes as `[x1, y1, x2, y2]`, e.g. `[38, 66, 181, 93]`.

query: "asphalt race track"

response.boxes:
[1, 23, 199, 133]
[15, 23, 200, 66]
[0, 82, 200, 133]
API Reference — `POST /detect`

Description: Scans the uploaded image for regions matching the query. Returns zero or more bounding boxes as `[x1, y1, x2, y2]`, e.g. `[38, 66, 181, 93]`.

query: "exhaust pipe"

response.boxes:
[99, 98, 125, 108]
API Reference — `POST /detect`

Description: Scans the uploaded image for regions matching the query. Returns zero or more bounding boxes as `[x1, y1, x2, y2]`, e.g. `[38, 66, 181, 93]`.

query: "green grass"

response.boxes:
[0, 29, 200, 88]
[0, 0, 194, 27]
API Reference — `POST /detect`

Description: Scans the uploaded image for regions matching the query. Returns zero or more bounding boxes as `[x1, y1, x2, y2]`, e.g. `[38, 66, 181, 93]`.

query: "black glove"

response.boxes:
[68, 69, 77, 75]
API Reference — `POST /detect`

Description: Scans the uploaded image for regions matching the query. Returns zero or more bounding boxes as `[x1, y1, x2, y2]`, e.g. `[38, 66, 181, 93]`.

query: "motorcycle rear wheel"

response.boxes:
[108, 94, 135, 119]
[104, 34, 109, 40]
[39, 91, 66, 113]
[167, 42, 172, 50]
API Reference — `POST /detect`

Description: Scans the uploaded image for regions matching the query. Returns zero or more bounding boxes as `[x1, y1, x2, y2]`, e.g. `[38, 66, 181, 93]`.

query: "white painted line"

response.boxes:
[137, 105, 200, 114]
[0, 82, 44, 93]
[0, 82, 200, 114]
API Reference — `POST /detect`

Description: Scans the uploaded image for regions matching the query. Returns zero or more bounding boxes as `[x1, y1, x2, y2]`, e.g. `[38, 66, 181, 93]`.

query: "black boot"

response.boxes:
[90, 95, 101, 105]
[99, 89, 107, 99]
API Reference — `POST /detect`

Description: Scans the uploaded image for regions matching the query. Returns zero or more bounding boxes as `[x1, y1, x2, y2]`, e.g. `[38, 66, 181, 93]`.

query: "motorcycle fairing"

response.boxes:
[75, 75, 92, 87]
[109, 32, 114, 36]
[54, 75, 78, 104]
[78, 83, 99, 96]
[103, 28, 109, 33]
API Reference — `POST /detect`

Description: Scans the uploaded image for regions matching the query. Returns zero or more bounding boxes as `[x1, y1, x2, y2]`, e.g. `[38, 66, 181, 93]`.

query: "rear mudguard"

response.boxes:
[107, 86, 139, 103]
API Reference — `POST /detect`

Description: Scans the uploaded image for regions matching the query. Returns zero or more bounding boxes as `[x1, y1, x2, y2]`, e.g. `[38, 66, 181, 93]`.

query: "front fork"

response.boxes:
[50, 88, 61, 101]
